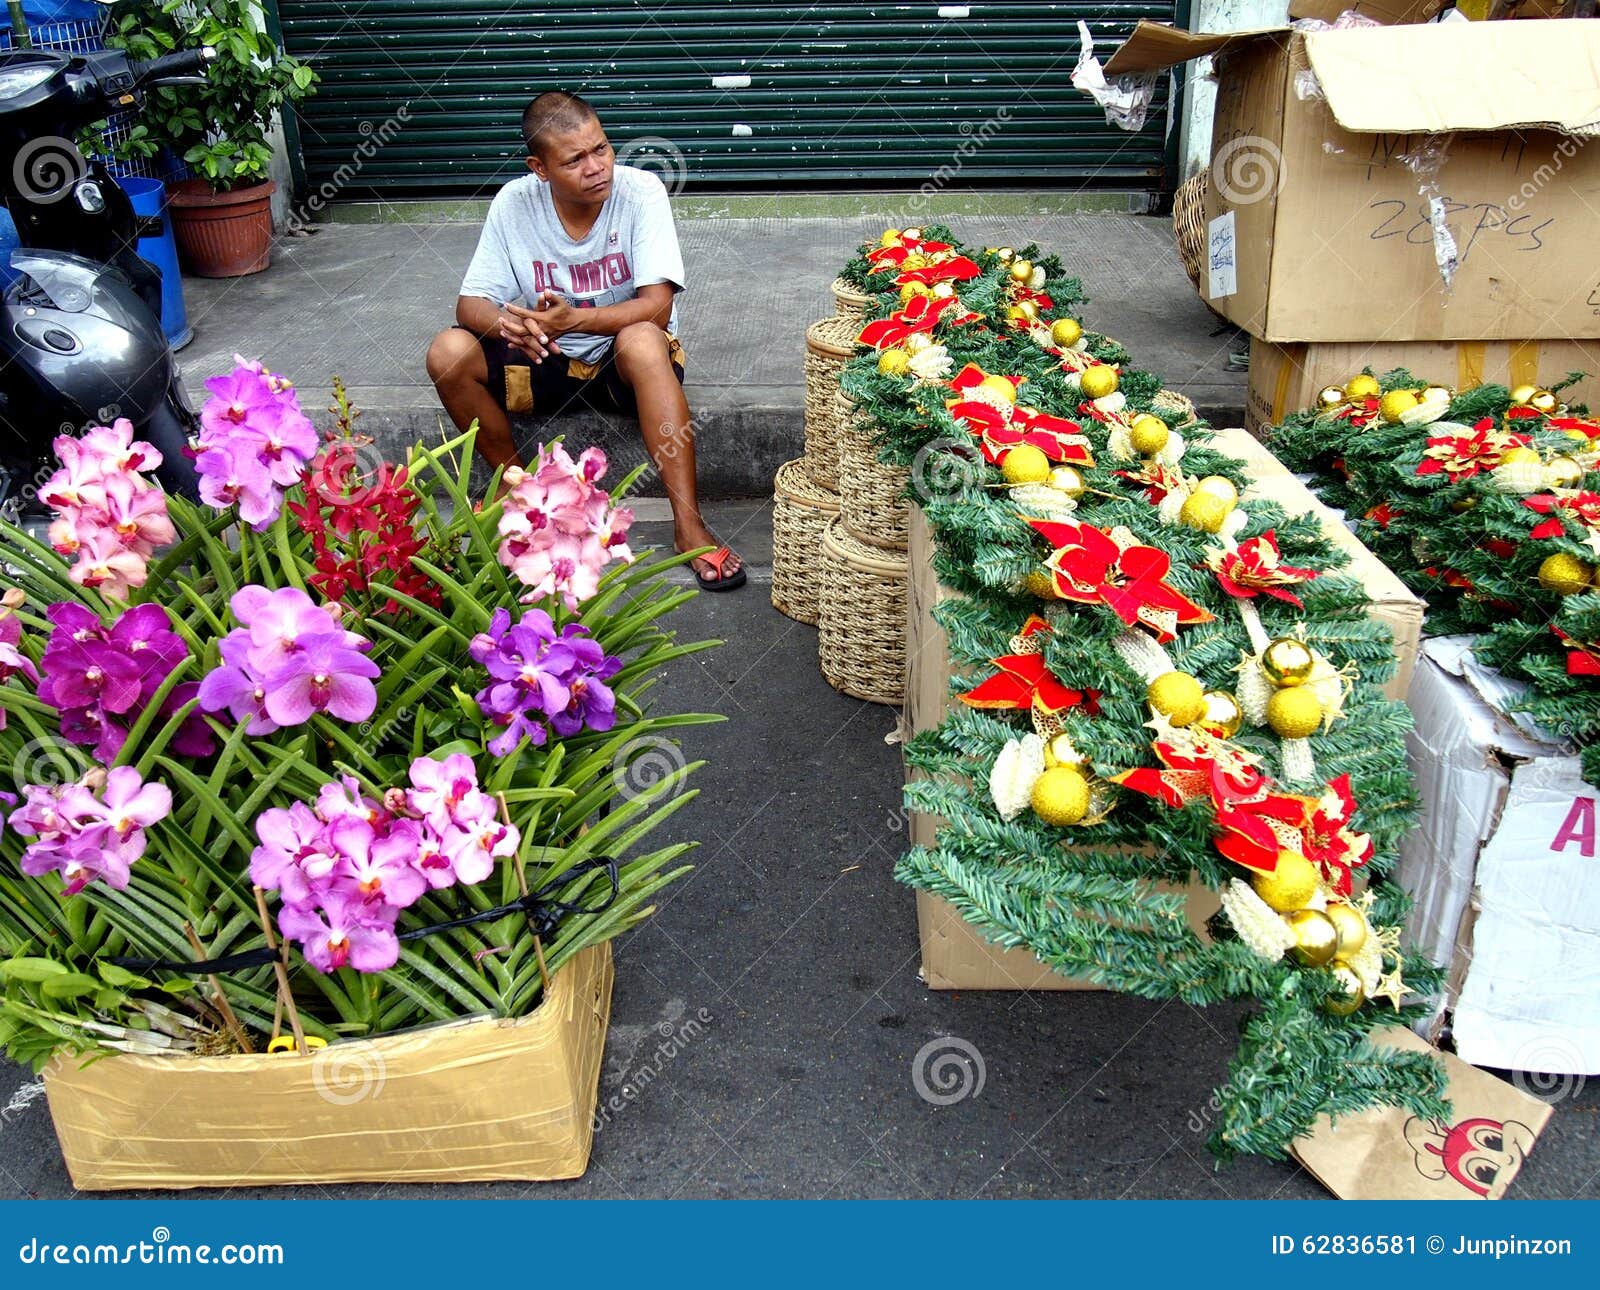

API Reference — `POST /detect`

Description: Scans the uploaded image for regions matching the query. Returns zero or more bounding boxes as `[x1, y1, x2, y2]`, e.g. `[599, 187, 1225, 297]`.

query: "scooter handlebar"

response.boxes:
[131, 46, 216, 87]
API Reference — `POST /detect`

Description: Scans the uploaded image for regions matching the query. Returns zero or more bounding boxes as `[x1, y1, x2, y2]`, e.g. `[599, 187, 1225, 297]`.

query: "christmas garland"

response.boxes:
[838, 227, 1447, 1162]
[1269, 372, 1600, 784]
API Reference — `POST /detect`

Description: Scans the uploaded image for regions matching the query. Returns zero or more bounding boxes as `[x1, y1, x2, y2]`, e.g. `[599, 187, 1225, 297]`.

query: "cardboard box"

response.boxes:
[904, 430, 1424, 989]
[43, 943, 613, 1190]
[1245, 335, 1600, 434]
[1398, 638, 1600, 1075]
[1106, 17, 1600, 342]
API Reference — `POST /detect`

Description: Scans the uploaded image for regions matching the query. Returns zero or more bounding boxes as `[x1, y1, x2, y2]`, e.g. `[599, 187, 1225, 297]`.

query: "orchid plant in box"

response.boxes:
[0, 359, 718, 1070]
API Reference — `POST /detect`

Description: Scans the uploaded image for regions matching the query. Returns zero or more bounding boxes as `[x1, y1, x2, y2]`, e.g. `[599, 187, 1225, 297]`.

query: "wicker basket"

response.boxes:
[772, 457, 841, 625]
[818, 517, 908, 706]
[836, 390, 910, 550]
[1152, 388, 1200, 429]
[831, 275, 875, 318]
[803, 314, 862, 489]
[1173, 169, 1210, 291]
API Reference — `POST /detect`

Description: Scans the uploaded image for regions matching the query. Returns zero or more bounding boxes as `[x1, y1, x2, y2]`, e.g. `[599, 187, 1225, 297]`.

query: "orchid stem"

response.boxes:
[254, 885, 308, 1054]
[500, 792, 551, 997]
[184, 921, 255, 1053]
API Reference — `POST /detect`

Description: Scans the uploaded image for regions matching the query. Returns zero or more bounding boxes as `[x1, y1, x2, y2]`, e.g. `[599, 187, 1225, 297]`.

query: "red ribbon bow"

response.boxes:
[1026, 518, 1213, 643]
[857, 293, 971, 350]
[1208, 531, 1318, 608]
[959, 616, 1099, 715]
[864, 236, 953, 273]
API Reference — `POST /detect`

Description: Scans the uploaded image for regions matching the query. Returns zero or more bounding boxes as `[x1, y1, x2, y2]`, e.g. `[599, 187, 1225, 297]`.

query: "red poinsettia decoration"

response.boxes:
[1416, 418, 1529, 483]
[959, 615, 1099, 716]
[1551, 416, 1600, 441]
[1008, 285, 1055, 311]
[856, 293, 974, 350]
[1553, 626, 1600, 677]
[946, 398, 1094, 468]
[864, 235, 953, 272]
[1025, 518, 1212, 642]
[1365, 502, 1401, 530]
[1206, 531, 1318, 608]
[1115, 459, 1188, 505]
[1524, 490, 1600, 539]
[895, 256, 982, 287]
[290, 443, 443, 614]
[1113, 740, 1271, 814]
[1296, 775, 1374, 896]
[1334, 396, 1382, 430]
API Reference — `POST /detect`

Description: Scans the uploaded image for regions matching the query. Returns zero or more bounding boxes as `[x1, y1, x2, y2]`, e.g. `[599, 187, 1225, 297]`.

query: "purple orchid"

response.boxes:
[250, 801, 340, 904]
[260, 633, 379, 725]
[13, 768, 171, 894]
[470, 608, 621, 755]
[278, 897, 400, 974]
[328, 817, 427, 909]
[196, 357, 319, 529]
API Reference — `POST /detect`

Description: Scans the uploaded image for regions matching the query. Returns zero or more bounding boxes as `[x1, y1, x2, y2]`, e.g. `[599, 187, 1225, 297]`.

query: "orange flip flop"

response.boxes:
[692, 545, 746, 592]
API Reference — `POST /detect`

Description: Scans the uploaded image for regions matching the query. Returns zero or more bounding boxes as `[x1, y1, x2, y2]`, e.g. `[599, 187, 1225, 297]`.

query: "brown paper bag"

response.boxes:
[1291, 1027, 1553, 1200]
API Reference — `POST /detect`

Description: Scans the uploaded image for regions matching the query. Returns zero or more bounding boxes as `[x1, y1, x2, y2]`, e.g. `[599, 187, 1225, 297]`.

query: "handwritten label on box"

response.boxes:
[1207, 211, 1237, 300]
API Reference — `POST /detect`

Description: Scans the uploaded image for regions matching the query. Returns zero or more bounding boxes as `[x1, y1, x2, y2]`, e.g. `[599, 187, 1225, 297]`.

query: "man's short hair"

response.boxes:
[522, 91, 601, 156]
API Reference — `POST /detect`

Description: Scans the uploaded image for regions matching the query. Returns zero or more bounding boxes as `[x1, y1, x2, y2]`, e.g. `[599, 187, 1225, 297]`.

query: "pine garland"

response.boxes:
[835, 229, 1447, 1161]
[1269, 370, 1600, 782]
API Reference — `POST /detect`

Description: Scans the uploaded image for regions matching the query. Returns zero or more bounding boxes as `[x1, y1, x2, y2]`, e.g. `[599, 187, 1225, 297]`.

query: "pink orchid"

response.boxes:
[251, 801, 340, 903]
[328, 817, 427, 908]
[406, 753, 494, 832]
[278, 899, 400, 973]
[439, 815, 519, 885]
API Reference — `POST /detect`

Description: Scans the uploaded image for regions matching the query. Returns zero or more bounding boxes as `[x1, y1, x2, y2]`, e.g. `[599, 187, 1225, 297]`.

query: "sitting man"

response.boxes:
[426, 90, 744, 591]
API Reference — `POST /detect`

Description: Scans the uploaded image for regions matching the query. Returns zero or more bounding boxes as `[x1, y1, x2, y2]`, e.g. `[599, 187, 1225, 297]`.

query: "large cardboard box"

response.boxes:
[1247, 336, 1600, 434]
[1106, 16, 1600, 342]
[43, 943, 613, 1190]
[1398, 638, 1600, 1076]
[904, 429, 1424, 989]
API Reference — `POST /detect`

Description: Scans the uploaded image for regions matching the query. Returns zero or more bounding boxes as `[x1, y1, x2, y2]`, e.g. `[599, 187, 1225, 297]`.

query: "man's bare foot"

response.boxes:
[676, 526, 746, 592]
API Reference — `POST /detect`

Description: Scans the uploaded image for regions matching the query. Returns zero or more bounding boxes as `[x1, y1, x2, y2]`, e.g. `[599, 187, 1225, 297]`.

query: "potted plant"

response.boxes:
[105, 0, 317, 277]
[0, 361, 717, 1188]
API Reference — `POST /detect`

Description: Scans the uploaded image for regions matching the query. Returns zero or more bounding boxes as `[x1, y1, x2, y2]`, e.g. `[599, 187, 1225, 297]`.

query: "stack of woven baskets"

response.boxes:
[772, 276, 913, 706]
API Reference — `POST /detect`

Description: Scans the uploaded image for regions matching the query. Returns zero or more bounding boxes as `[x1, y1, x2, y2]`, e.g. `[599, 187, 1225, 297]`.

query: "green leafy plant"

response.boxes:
[102, 0, 316, 189]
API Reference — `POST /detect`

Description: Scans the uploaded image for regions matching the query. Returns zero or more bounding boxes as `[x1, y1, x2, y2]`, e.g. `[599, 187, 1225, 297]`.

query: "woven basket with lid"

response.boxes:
[771, 457, 841, 625]
[803, 314, 862, 490]
[835, 390, 909, 550]
[830, 275, 877, 318]
[818, 517, 908, 706]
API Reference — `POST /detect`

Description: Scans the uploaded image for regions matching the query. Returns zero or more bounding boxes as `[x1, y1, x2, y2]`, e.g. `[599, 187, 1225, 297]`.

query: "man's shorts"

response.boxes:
[460, 326, 686, 417]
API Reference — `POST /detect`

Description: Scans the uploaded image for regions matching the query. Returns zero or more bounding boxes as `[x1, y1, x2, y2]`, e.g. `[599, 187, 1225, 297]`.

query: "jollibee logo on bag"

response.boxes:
[1403, 1115, 1535, 1197]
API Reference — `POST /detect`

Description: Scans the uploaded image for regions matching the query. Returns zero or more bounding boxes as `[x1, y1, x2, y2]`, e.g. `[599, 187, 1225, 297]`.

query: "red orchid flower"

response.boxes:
[1026, 518, 1212, 642]
[1208, 531, 1318, 608]
[960, 615, 1099, 715]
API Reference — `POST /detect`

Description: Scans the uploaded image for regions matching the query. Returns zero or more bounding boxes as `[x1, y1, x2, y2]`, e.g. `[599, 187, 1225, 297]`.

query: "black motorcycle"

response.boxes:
[0, 42, 215, 517]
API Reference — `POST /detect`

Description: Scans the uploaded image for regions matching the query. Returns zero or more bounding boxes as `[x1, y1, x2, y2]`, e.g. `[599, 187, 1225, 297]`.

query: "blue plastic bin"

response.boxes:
[118, 176, 192, 350]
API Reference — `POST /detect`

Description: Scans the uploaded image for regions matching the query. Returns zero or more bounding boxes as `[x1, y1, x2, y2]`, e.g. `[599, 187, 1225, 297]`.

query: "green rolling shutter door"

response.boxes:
[275, 1, 1177, 193]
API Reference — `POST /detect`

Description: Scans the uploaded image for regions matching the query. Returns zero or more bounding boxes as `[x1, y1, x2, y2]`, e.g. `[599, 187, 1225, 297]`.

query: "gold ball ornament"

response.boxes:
[1198, 689, 1243, 739]
[1267, 686, 1324, 739]
[1450, 497, 1478, 513]
[1530, 389, 1560, 415]
[898, 282, 920, 305]
[1379, 388, 1421, 423]
[1031, 766, 1091, 826]
[877, 349, 911, 377]
[879, 228, 902, 247]
[1317, 385, 1347, 409]
[978, 372, 1017, 403]
[1498, 445, 1541, 468]
[900, 251, 927, 272]
[1545, 455, 1584, 490]
[995, 246, 1015, 263]
[1344, 374, 1381, 401]
[1146, 671, 1207, 727]
[931, 281, 956, 300]
[1079, 365, 1119, 400]
[1008, 299, 1040, 323]
[1023, 570, 1059, 599]
[1324, 901, 1369, 957]
[904, 332, 935, 355]
[1129, 414, 1170, 457]
[1005, 305, 1032, 324]
[1000, 444, 1052, 485]
[1261, 637, 1315, 687]
[1195, 475, 1239, 507]
[1049, 318, 1083, 348]
[1252, 849, 1320, 913]
[1047, 465, 1087, 498]
[1566, 427, 1594, 447]
[1008, 259, 1034, 283]
[1323, 960, 1367, 1016]
[1286, 909, 1340, 967]
[1509, 383, 1541, 406]
[1538, 552, 1596, 596]
[1178, 491, 1232, 534]
[1043, 733, 1088, 769]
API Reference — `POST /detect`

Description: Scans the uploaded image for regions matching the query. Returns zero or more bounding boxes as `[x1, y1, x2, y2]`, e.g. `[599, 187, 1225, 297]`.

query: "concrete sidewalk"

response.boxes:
[175, 207, 1246, 498]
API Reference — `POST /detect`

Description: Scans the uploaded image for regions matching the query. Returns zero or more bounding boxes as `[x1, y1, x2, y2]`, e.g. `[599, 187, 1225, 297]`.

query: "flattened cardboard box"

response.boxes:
[1106, 19, 1600, 342]
[904, 430, 1423, 989]
[1247, 336, 1600, 435]
[1292, 1026, 1553, 1199]
[43, 942, 613, 1191]
[1398, 638, 1600, 1075]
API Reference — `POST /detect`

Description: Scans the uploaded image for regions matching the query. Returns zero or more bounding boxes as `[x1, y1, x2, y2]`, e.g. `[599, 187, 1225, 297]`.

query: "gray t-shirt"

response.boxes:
[460, 165, 685, 364]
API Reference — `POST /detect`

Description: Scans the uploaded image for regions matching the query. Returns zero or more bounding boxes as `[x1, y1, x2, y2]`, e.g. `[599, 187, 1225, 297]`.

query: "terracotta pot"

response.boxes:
[166, 177, 277, 278]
